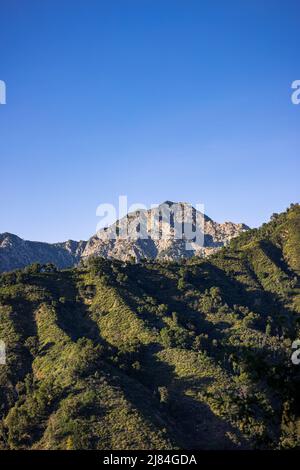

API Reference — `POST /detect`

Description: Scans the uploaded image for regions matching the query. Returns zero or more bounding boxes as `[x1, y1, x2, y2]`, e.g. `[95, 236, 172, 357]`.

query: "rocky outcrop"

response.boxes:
[82, 201, 249, 262]
[0, 202, 249, 271]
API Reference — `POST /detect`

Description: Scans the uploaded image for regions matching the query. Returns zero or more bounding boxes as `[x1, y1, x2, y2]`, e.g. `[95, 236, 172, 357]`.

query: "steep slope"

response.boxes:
[0, 202, 248, 272]
[82, 201, 249, 262]
[0, 233, 86, 272]
[0, 203, 299, 450]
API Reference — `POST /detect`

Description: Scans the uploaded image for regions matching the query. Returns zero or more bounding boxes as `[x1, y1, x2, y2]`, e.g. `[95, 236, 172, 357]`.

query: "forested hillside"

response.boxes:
[0, 204, 299, 450]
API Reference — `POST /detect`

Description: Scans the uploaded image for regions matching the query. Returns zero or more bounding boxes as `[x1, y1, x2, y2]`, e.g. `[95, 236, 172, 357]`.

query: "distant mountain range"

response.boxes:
[0, 202, 249, 272]
[0, 203, 299, 450]
[0, 234, 86, 272]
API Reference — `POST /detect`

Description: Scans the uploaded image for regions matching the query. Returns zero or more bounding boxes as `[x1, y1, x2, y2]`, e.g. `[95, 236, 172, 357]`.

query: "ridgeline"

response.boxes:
[0, 204, 299, 449]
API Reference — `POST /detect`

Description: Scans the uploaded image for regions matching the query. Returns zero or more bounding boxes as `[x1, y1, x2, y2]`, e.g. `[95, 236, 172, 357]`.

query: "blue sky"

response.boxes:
[0, 0, 299, 242]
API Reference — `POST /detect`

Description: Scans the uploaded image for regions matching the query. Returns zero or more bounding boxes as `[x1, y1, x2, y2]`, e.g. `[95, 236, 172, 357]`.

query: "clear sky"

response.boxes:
[0, 0, 299, 242]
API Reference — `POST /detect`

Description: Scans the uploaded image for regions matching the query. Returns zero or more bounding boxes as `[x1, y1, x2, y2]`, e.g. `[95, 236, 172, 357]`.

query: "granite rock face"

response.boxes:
[0, 202, 249, 271]
[82, 201, 249, 262]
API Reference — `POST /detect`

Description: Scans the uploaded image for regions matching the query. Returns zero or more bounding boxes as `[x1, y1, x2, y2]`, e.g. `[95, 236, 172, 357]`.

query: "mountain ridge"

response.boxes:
[0, 232, 86, 272]
[0, 203, 299, 449]
[0, 202, 249, 272]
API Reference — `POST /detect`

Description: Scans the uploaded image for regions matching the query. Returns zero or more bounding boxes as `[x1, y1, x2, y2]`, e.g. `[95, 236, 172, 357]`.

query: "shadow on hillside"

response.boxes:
[29, 270, 105, 345]
[192, 262, 297, 335]
[168, 383, 249, 449]
[260, 240, 298, 279]
[115, 343, 250, 449]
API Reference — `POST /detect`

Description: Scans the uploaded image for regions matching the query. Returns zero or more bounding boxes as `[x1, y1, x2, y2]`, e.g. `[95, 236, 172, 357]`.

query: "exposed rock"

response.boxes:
[0, 201, 249, 271]
[82, 201, 249, 262]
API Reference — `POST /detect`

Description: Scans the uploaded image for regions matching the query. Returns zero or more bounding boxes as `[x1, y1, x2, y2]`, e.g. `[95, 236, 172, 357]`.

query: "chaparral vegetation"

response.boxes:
[0, 204, 299, 450]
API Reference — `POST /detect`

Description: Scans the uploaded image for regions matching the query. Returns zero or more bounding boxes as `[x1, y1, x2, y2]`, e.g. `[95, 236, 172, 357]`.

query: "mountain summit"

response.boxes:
[0, 203, 299, 450]
[0, 202, 249, 272]
[83, 201, 249, 262]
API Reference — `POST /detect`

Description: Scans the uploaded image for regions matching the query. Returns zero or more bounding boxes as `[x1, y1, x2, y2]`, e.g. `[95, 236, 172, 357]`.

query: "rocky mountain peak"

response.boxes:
[82, 201, 249, 262]
[0, 202, 249, 271]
